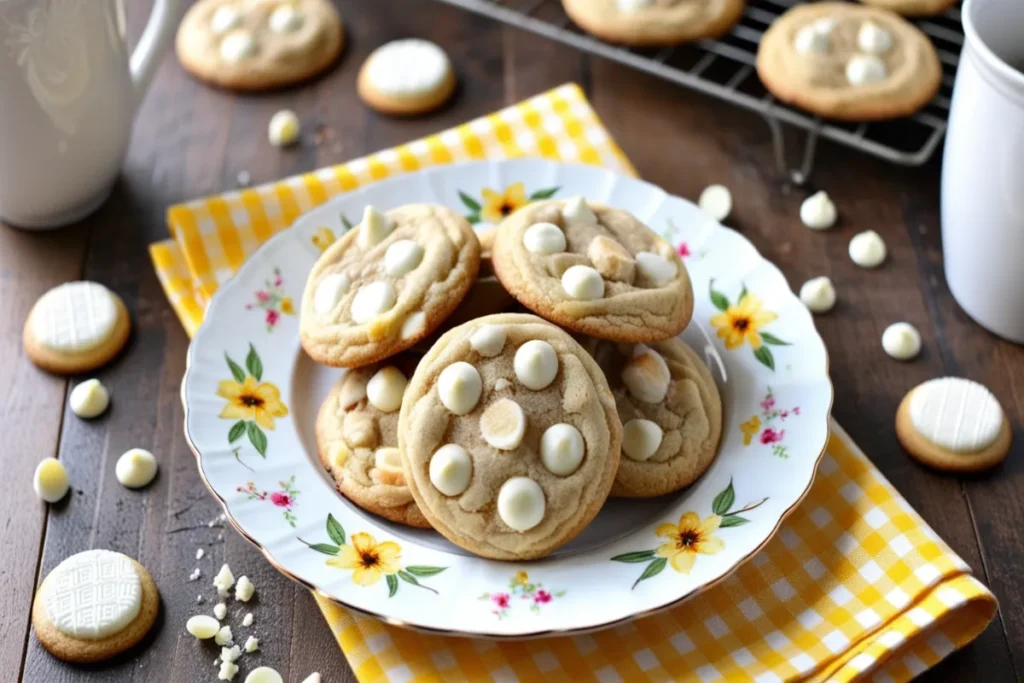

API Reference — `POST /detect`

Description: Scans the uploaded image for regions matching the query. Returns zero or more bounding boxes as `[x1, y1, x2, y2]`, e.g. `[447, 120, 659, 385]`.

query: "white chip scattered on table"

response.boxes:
[214, 624, 234, 646]
[799, 276, 836, 314]
[214, 602, 227, 620]
[245, 666, 285, 683]
[882, 322, 921, 361]
[235, 575, 255, 602]
[221, 644, 241, 663]
[115, 448, 158, 489]
[242, 612, 254, 626]
[69, 378, 110, 418]
[218, 660, 239, 681]
[849, 230, 887, 268]
[268, 110, 301, 147]
[799, 190, 837, 229]
[214, 563, 235, 596]
[187, 615, 221, 640]
[698, 184, 732, 221]
[243, 635, 259, 653]
[33, 458, 69, 503]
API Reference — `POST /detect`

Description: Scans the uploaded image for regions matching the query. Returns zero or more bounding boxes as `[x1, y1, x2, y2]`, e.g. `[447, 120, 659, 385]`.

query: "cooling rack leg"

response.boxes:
[762, 110, 821, 186]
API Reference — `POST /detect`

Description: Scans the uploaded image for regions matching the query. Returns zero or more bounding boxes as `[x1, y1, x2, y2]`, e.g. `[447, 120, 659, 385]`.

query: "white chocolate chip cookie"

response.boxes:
[300, 204, 481, 368]
[398, 314, 621, 560]
[562, 0, 745, 47]
[492, 199, 693, 343]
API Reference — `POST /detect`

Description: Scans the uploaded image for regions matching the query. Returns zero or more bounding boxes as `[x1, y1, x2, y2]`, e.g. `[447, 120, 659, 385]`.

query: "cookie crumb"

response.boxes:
[214, 563, 235, 596]
[214, 602, 227, 620]
[237, 170, 251, 187]
[235, 575, 255, 602]
[221, 645, 241, 663]
[243, 612, 254, 626]
[196, 548, 205, 561]
[189, 567, 202, 582]
[214, 625, 234, 646]
[244, 635, 259, 653]
[217, 660, 239, 681]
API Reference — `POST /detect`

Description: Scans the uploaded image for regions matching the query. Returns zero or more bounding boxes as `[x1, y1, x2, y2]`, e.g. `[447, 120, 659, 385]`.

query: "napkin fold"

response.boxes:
[153, 84, 996, 683]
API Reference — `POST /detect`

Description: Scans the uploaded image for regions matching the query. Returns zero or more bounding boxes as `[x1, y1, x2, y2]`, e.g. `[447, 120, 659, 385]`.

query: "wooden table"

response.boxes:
[3, 1, 1021, 681]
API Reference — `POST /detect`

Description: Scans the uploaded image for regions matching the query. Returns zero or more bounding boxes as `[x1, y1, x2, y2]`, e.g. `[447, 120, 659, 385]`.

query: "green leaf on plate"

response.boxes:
[610, 550, 656, 564]
[228, 420, 246, 443]
[307, 543, 340, 555]
[760, 332, 790, 346]
[720, 515, 749, 528]
[712, 479, 735, 516]
[632, 557, 668, 589]
[738, 285, 749, 303]
[245, 344, 263, 381]
[341, 214, 354, 230]
[397, 570, 419, 586]
[458, 191, 482, 212]
[387, 574, 399, 597]
[404, 566, 446, 577]
[753, 346, 775, 371]
[466, 214, 481, 225]
[326, 514, 346, 546]
[247, 422, 267, 457]
[709, 283, 730, 312]
[529, 186, 560, 200]
[226, 354, 246, 383]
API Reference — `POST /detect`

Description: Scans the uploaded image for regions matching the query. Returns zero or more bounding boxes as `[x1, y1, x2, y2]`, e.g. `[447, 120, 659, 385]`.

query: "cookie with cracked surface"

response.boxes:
[562, 0, 745, 46]
[399, 313, 621, 560]
[300, 203, 481, 368]
[316, 356, 431, 528]
[756, 3, 942, 121]
[492, 198, 693, 343]
[585, 336, 723, 497]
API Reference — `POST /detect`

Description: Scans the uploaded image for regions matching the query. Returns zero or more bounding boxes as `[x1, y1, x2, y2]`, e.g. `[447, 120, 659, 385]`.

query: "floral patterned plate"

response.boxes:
[183, 159, 833, 637]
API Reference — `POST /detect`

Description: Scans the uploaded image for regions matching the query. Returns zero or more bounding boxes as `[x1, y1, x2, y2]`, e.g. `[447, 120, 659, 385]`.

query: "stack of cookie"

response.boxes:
[300, 198, 723, 560]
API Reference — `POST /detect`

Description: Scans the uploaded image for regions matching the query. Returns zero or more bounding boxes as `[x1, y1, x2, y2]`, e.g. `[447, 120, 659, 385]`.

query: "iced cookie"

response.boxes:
[357, 39, 456, 116]
[399, 314, 621, 560]
[316, 356, 430, 528]
[32, 550, 159, 663]
[23, 281, 131, 374]
[859, 0, 957, 17]
[756, 3, 942, 120]
[300, 204, 481, 368]
[562, 0, 745, 46]
[176, 0, 344, 91]
[585, 337, 723, 497]
[492, 198, 693, 343]
[896, 377, 1011, 473]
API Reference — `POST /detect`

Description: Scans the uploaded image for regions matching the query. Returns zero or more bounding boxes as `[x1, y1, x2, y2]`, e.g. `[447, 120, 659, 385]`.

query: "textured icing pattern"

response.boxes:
[909, 378, 1003, 453]
[365, 40, 451, 97]
[42, 550, 141, 640]
[31, 282, 118, 353]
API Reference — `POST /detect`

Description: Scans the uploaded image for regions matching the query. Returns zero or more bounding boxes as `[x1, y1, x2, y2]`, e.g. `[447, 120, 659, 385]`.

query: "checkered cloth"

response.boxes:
[152, 84, 996, 683]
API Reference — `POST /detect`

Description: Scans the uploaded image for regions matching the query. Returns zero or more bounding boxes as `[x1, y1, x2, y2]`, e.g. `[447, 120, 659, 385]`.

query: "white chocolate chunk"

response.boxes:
[245, 667, 284, 683]
[33, 458, 69, 503]
[846, 55, 887, 86]
[384, 239, 425, 277]
[588, 235, 635, 282]
[214, 563, 235, 597]
[343, 412, 377, 448]
[214, 602, 227, 620]
[437, 362, 482, 414]
[268, 109, 300, 147]
[374, 448, 403, 475]
[480, 399, 527, 450]
[400, 311, 427, 340]
[523, 222, 567, 254]
[301, 675, 322, 683]
[221, 644, 241, 663]
[314, 273, 351, 315]
[794, 19, 832, 54]
[622, 419, 664, 461]
[858, 21, 892, 54]
[211, 6, 241, 34]
[115, 448, 158, 489]
[497, 477, 545, 532]
[799, 276, 836, 314]
[220, 30, 256, 63]
[242, 613, 254, 626]
[187, 615, 221, 640]
[561, 265, 605, 300]
[70, 379, 109, 419]
[621, 345, 671, 403]
[235, 575, 254, 602]
[909, 377, 1004, 453]
[699, 184, 732, 221]
[338, 371, 368, 409]
[800, 190, 837, 229]
[366, 366, 407, 413]
[243, 635, 259, 653]
[470, 324, 506, 357]
[635, 251, 678, 287]
[849, 230, 887, 268]
[350, 281, 397, 324]
[214, 624, 234, 646]
[356, 206, 396, 250]
[562, 196, 597, 224]
[882, 322, 921, 360]
[514, 340, 559, 390]
[269, 4, 304, 33]
[218, 661, 239, 681]
[429, 444, 472, 496]
[540, 423, 585, 475]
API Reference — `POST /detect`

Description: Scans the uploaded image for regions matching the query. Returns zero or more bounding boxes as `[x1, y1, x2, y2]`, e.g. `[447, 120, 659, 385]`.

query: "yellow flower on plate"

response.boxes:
[327, 532, 402, 586]
[280, 297, 295, 315]
[655, 512, 725, 574]
[312, 227, 336, 252]
[480, 182, 528, 223]
[740, 416, 761, 446]
[710, 294, 778, 350]
[217, 376, 289, 430]
[513, 571, 529, 586]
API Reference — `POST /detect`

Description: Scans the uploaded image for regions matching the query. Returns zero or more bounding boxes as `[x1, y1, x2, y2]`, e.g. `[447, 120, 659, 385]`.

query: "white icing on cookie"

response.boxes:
[42, 550, 142, 640]
[909, 378, 1003, 453]
[364, 39, 452, 97]
[30, 282, 119, 354]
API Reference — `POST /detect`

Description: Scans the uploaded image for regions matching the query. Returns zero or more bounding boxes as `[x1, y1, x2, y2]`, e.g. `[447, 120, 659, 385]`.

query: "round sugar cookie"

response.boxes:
[562, 0, 745, 46]
[32, 550, 159, 663]
[492, 198, 693, 343]
[756, 3, 942, 121]
[585, 336, 723, 497]
[859, 0, 958, 17]
[300, 203, 481, 368]
[399, 313, 621, 560]
[316, 355, 431, 528]
[896, 377, 1012, 473]
[23, 281, 131, 374]
[176, 0, 344, 91]
[357, 39, 457, 116]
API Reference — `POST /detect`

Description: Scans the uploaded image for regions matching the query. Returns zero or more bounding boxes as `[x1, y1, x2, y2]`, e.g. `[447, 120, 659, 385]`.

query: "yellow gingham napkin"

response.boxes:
[152, 84, 997, 682]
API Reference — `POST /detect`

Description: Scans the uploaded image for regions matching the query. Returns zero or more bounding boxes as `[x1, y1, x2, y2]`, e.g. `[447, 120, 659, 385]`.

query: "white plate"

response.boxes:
[183, 159, 832, 637]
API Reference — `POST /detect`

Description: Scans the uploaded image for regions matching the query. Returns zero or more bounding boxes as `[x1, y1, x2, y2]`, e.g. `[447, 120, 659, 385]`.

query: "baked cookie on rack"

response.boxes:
[399, 314, 621, 560]
[859, 0, 958, 18]
[492, 198, 693, 343]
[757, 3, 942, 120]
[561, 0, 745, 46]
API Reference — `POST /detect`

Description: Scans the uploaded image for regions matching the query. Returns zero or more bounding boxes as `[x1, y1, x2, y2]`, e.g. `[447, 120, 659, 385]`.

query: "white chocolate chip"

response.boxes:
[300, 675, 322, 683]
[338, 371, 368, 409]
[356, 206, 396, 250]
[211, 6, 241, 34]
[33, 458, 69, 503]
[400, 311, 427, 340]
[469, 324, 506, 357]
[882, 322, 922, 361]
[561, 196, 597, 224]
[366, 366, 407, 413]
[214, 624, 234, 646]
[374, 448, 403, 475]
[220, 30, 256, 63]
[698, 184, 732, 221]
[794, 19, 832, 54]
[480, 399, 527, 450]
[214, 602, 227, 620]
[849, 230, 887, 268]
[187, 615, 221, 640]
[846, 55, 887, 86]
[243, 635, 259, 653]
[313, 273, 350, 315]
[561, 265, 605, 300]
[235, 575, 254, 602]
[540, 423, 585, 475]
[350, 281, 397, 324]
[617, 0, 655, 11]
[621, 345, 671, 403]
[268, 110, 300, 147]
[523, 222, 567, 254]
[343, 412, 377, 448]
[514, 340, 559, 390]
[196, 548, 205, 560]
[858, 21, 892, 54]
[213, 563, 235, 597]
[799, 276, 836, 314]
[497, 477, 545, 532]
[437, 362, 482, 414]
[800, 190, 837, 229]
[621, 419, 664, 461]
[242, 613, 254, 626]
[269, 4, 304, 33]
[588, 236, 635, 282]
[635, 251, 678, 287]
[218, 661, 239, 681]
[428, 444, 472, 496]
[385, 239, 424, 277]
[245, 667, 283, 683]
[69, 378, 109, 419]
[115, 448, 158, 489]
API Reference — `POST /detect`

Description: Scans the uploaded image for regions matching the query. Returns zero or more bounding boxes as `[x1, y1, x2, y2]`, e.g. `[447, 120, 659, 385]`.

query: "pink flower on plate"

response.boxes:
[255, 290, 270, 303]
[266, 309, 279, 327]
[534, 590, 552, 604]
[270, 492, 292, 508]
[274, 276, 283, 287]
[760, 395, 776, 412]
[792, 407, 801, 415]
[678, 242, 691, 258]
[492, 593, 510, 609]
[760, 428, 785, 445]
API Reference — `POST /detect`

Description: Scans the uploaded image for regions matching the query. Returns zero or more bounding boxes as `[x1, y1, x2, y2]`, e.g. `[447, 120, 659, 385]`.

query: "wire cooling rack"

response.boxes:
[432, 0, 963, 183]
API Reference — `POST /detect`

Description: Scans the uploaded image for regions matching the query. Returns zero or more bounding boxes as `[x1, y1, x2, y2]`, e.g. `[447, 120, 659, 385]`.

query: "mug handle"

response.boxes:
[129, 0, 179, 109]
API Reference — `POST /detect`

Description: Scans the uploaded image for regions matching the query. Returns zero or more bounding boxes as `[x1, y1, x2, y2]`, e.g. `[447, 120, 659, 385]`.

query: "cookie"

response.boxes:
[316, 355, 431, 528]
[23, 281, 131, 374]
[492, 198, 693, 343]
[32, 550, 159, 663]
[300, 204, 481, 368]
[562, 0, 744, 46]
[176, 0, 344, 91]
[757, 3, 942, 121]
[357, 39, 457, 116]
[859, 0, 958, 17]
[585, 337, 723, 497]
[411, 275, 516, 355]
[399, 313, 621, 560]
[896, 377, 1012, 472]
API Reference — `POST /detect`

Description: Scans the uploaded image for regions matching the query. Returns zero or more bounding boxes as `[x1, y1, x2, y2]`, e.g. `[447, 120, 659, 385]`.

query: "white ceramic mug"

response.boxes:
[0, 0, 177, 229]
[941, 0, 1024, 343]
